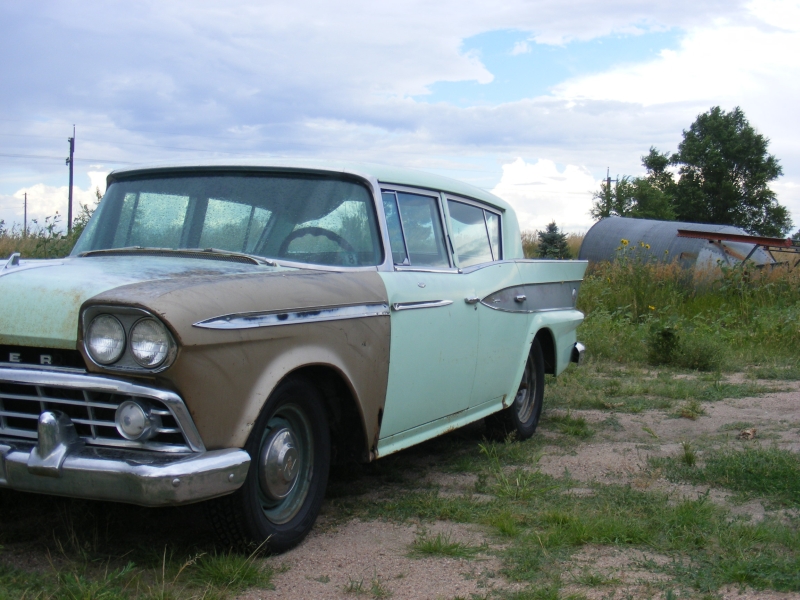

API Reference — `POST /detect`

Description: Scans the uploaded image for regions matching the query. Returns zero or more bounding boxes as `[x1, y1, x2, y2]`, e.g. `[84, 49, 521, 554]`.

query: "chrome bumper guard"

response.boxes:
[0, 435, 251, 506]
[571, 342, 586, 365]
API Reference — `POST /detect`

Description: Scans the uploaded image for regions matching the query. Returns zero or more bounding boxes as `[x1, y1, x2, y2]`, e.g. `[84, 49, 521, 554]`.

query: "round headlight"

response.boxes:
[115, 400, 160, 440]
[130, 318, 171, 368]
[86, 315, 126, 364]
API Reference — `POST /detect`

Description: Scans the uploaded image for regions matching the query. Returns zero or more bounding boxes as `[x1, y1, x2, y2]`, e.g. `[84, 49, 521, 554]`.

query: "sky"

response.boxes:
[1, 0, 799, 235]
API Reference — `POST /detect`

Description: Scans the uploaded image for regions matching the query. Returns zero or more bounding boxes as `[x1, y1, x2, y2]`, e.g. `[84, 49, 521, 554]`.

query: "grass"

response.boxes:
[0, 490, 276, 599]
[408, 530, 484, 559]
[324, 361, 800, 596]
[3, 228, 800, 597]
[545, 412, 594, 438]
[343, 573, 392, 598]
[544, 363, 776, 415]
[654, 446, 800, 508]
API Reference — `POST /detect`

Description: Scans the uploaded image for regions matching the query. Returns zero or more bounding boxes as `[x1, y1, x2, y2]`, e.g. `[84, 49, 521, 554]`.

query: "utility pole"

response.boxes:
[23, 192, 27, 237]
[66, 125, 75, 233]
[606, 167, 618, 190]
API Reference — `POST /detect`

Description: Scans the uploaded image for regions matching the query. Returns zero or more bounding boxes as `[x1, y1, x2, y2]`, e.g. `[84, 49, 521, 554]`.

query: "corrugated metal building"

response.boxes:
[578, 217, 774, 270]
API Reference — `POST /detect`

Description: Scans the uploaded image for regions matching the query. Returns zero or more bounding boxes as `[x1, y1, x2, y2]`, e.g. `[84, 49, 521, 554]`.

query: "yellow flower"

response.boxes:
[621, 239, 629, 246]
[664, 250, 669, 255]
[645, 244, 651, 249]
[639, 241, 645, 247]
[648, 305, 655, 310]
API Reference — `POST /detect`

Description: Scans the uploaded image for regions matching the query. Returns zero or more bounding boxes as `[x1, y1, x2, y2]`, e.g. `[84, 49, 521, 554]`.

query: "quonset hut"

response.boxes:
[578, 217, 774, 270]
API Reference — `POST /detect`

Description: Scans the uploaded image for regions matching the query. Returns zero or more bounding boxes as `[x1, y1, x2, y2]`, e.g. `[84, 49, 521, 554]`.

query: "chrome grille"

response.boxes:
[0, 380, 191, 452]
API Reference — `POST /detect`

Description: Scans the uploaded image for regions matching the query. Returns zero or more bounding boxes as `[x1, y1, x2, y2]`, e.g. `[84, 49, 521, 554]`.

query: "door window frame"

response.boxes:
[380, 184, 457, 273]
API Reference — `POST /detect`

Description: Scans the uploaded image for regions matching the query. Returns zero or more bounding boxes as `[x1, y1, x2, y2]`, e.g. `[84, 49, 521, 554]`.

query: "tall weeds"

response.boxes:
[0, 203, 94, 259]
[578, 240, 800, 368]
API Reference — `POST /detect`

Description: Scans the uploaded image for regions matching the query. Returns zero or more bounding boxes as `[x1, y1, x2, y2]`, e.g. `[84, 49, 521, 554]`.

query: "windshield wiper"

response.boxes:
[77, 247, 279, 267]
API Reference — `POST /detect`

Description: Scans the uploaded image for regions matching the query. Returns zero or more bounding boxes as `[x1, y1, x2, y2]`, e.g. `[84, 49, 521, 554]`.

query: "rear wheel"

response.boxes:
[207, 378, 330, 552]
[487, 338, 545, 440]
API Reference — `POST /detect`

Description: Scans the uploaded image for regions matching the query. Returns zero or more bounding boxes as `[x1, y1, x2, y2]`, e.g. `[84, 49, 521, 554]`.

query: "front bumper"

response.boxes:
[571, 342, 586, 365]
[0, 437, 250, 506]
[0, 365, 250, 506]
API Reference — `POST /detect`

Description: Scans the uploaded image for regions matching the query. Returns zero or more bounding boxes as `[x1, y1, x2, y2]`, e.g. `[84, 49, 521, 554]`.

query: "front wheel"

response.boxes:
[487, 338, 545, 440]
[207, 378, 330, 552]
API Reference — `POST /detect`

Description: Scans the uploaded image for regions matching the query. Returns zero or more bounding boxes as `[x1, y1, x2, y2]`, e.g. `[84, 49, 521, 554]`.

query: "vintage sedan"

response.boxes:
[0, 161, 586, 551]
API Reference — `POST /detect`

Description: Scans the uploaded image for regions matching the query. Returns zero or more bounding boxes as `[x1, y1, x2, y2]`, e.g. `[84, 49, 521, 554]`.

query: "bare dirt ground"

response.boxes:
[229, 378, 800, 600]
[1, 376, 798, 599]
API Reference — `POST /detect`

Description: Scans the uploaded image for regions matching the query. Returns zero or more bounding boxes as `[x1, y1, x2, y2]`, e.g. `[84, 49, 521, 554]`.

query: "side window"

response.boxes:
[485, 211, 501, 260]
[394, 192, 450, 267]
[381, 192, 409, 265]
[381, 190, 450, 268]
[447, 199, 499, 267]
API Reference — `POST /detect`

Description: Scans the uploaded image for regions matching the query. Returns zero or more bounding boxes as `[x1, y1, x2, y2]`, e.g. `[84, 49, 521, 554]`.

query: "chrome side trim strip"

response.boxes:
[394, 265, 461, 274]
[0, 367, 205, 453]
[0, 362, 86, 374]
[392, 266, 460, 274]
[194, 302, 390, 330]
[391, 300, 453, 311]
[480, 281, 582, 314]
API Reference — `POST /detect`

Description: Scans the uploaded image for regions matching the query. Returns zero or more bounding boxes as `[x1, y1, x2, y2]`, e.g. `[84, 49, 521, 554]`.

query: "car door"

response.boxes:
[443, 197, 530, 408]
[377, 188, 479, 439]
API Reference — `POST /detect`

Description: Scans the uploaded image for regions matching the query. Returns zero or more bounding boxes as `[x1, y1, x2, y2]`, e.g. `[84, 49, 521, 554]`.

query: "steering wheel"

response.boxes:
[277, 226, 356, 257]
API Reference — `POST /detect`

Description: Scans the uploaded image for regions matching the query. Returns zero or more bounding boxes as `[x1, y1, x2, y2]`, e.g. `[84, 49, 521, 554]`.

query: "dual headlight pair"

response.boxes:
[84, 311, 175, 370]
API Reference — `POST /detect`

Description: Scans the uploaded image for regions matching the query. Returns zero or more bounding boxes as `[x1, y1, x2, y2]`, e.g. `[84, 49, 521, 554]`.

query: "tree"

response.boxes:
[537, 221, 570, 259]
[590, 107, 792, 237]
[590, 148, 676, 221]
[672, 106, 791, 237]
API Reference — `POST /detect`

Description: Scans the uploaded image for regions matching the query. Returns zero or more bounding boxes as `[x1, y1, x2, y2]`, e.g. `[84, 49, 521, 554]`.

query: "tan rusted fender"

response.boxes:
[80, 269, 390, 451]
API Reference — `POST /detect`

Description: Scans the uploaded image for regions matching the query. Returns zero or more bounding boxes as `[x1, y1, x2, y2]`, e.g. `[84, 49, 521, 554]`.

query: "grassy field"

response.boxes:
[1, 229, 799, 598]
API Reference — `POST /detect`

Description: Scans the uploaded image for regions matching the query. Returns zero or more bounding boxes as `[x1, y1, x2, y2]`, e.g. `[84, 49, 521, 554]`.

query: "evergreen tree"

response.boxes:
[537, 222, 570, 259]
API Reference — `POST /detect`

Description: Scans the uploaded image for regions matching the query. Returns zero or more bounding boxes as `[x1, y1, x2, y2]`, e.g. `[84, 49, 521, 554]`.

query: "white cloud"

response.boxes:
[510, 41, 531, 55]
[0, 170, 108, 233]
[490, 158, 598, 232]
[2, 0, 797, 230]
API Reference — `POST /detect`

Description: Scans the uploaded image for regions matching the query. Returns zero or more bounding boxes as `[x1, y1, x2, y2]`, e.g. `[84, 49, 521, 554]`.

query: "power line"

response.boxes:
[0, 153, 136, 164]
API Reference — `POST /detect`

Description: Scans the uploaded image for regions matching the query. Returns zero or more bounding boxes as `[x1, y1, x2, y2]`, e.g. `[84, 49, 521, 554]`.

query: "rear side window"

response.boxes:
[447, 199, 501, 266]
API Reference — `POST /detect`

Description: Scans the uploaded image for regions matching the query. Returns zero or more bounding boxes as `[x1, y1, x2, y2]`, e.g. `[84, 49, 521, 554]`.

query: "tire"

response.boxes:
[486, 338, 545, 440]
[207, 378, 330, 553]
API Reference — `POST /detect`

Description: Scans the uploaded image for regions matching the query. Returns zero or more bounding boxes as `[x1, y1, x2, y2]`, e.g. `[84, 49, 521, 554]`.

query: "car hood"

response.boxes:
[0, 255, 283, 349]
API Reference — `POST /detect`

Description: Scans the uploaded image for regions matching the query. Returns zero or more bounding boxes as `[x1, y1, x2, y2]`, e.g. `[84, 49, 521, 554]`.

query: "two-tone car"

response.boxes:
[0, 161, 586, 551]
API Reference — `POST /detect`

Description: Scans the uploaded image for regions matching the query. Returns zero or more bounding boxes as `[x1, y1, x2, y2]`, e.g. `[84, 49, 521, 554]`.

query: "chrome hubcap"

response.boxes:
[515, 357, 535, 423]
[259, 428, 300, 501]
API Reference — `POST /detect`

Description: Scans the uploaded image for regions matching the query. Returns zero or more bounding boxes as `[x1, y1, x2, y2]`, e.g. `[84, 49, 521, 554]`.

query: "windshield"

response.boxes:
[72, 172, 384, 267]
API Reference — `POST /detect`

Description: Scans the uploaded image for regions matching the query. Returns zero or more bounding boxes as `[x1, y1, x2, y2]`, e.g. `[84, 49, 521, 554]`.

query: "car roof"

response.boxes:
[108, 159, 512, 212]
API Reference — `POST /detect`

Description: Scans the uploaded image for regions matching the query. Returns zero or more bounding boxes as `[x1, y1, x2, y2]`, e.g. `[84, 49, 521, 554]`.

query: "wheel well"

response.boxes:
[285, 365, 369, 465]
[535, 329, 556, 375]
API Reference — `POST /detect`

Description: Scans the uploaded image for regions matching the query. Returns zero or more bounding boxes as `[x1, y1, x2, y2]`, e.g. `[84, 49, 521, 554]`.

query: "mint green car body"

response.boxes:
[0, 160, 585, 549]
